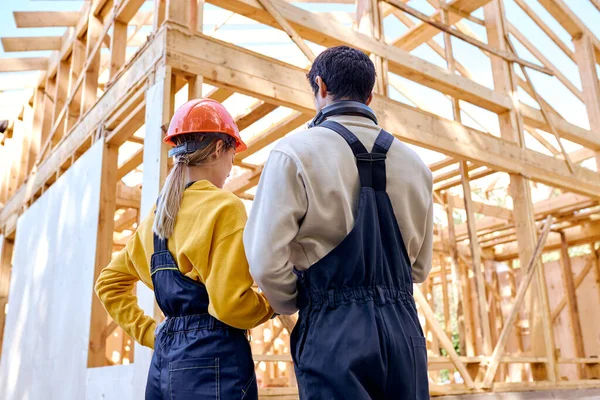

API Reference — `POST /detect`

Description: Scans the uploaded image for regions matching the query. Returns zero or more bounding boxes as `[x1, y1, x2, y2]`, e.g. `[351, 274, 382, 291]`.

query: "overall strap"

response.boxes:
[320, 120, 394, 191]
[153, 233, 169, 253]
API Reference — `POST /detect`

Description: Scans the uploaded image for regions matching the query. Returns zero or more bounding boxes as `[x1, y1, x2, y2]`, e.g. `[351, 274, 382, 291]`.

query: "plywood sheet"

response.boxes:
[0, 140, 104, 400]
[86, 365, 134, 400]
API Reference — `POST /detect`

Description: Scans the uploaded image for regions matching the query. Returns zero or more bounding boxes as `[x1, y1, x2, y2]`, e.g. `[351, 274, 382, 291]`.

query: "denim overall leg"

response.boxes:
[145, 233, 258, 400]
[291, 121, 430, 400]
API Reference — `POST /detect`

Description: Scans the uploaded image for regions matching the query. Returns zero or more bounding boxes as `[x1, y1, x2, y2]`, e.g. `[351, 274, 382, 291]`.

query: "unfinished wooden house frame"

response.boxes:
[0, 0, 599, 398]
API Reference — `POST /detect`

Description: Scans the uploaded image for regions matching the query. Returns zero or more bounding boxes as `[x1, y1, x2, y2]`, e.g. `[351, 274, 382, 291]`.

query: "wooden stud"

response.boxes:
[66, 38, 86, 134]
[384, 0, 552, 75]
[559, 232, 586, 378]
[414, 285, 475, 389]
[52, 59, 70, 146]
[0, 236, 14, 356]
[482, 216, 554, 388]
[573, 33, 600, 170]
[460, 160, 493, 356]
[444, 192, 471, 356]
[153, 0, 166, 32]
[439, 255, 451, 337]
[166, 0, 191, 28]
[87, 142, 118, 367]
[0, 58, 48, 72]
[80, 13, 103, 115]
[512, 0, 574, 61]
[117, 147, 144, 180]
[110, 21, 128, 79]
[257, 0, 315, 63]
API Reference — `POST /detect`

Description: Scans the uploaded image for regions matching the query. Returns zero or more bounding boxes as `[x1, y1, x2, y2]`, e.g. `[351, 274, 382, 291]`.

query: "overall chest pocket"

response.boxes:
[169, 358, 219, 399]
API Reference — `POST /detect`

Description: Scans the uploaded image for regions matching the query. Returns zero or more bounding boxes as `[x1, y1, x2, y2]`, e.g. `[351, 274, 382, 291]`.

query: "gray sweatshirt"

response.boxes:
[244, 115, 433, 315]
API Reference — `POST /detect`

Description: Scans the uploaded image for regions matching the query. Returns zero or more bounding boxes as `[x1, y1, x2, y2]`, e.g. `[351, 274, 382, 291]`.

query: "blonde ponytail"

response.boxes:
[153, 133, 234, 239]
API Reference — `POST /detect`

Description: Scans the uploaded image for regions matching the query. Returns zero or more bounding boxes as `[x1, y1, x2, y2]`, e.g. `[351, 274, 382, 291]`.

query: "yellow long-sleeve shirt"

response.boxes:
[95, 180, 273, 349]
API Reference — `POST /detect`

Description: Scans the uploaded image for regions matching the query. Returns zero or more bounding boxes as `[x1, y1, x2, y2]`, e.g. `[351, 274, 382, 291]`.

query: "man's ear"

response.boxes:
[365, 92, 373, 106]
[316, 76, 328, 99]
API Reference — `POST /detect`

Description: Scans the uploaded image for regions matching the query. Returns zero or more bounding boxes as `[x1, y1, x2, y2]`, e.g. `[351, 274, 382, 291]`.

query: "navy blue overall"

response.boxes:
[291, 121, 430, 399]
[145, 231, 258, 399]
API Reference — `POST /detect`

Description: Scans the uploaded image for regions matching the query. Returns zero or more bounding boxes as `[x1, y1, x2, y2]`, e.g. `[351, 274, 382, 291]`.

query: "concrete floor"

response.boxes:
[441, 388, 600, 399]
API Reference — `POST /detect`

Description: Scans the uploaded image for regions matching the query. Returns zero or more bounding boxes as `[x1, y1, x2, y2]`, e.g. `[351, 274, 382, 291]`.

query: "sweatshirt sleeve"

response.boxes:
[412, 192, 434, 283]
[95, 232, 157, 349]
[205, 227, 273, 329]
[244, 150, 308, 315]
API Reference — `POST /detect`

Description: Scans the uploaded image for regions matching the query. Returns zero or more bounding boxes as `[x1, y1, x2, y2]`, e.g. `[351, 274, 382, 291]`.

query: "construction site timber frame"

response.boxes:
[0, 0, 599, 397]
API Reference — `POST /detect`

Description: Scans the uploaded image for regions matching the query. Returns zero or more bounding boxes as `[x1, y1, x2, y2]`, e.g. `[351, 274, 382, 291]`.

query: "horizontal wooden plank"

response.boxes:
[13, 11, 80, 28]
[205, 0, 513, 114]
[1, 37, 62, 52]
[0, 58, 48, 72]
[166, 27, 600, 199]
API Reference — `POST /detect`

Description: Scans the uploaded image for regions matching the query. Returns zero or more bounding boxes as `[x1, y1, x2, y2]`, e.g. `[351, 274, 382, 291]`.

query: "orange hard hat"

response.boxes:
[164, 98, 247, 153]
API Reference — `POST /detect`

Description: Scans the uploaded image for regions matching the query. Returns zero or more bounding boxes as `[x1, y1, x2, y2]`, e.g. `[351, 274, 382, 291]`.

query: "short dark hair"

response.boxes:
[306, 46, 376, 104]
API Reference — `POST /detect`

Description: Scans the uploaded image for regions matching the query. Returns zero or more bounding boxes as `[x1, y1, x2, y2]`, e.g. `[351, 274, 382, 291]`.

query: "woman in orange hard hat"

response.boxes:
[95, 99, 273, 399]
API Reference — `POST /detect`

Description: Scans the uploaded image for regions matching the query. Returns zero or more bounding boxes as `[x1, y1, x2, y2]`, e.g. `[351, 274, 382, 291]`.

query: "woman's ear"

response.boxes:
[215, 140, 225, 158]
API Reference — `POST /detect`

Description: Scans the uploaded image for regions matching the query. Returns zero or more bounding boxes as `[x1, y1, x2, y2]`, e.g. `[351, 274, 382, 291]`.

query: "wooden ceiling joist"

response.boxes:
[0, 58, 48, 73]
[1, 37, 62, 53]
[13, 11, 80, 28]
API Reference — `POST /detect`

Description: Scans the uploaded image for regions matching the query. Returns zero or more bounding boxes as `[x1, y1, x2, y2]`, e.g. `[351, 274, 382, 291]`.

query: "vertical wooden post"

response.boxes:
[28, 88, 45, 174]
[0, 235, 14, 358]
[153, 0, 166, 32]
[559, 232, 586, 378]
[87, 142, 118, 367]
[66, 38, 86, 134]
[460, 161, 493, 356]
[573, 33, 600, 169]
[166, 0, 191, 27]
[81, 13, 103, 115]
[52, 59, 70, 145]
[132, 64, 174, 397]
[41, 77, 56, 150]
[444, 192, 471, 356]
[189, 0, 204, 32]
[484, 0, 556, 381]
[187, 75, 203, 100]
[439, 254, 451, 337]
[15, 113, 32, 188]
[110, 21, 128, 79]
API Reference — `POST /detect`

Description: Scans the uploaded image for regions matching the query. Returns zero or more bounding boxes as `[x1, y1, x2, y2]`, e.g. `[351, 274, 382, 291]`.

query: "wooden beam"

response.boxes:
[51, 59, 70, 146]
[414, 285, 475, 389]
[538, 0, 600, 61]
[88, 143, 118, 367]
[559, 232, 586, 378]
[1, 37, 62, 52]
[166, 28, 600, 198]
[236, 102, 278, 131]
[80, 12, 103, 115]
[237, 112, 310, 160]
[110, 21, 128, 78]
[117, 147, 144, 180]
[257, 0, 315, 62]
[224, 165, 264, 194]
[13, 11, 80, 28]
[114, 208, 138, 232]
[482, 216, 553, 388]
[0, 58, 48, 72]
[512, 0, 574, 61]
[392, 0, 493, 51]
[116, 0, 146, 23]
[551, 257, 594, 321]
[460, 161, 493, 355]
[204, 0, 514, 114]
[0, 236, 14, 354]
[384, 0, 552, 75]
[66, 38, 86, 134]
[573, 33, 600, 169]
[206, 87, 234, 103]
[508, 23, 583, 102]
[440, 194, 512, 220]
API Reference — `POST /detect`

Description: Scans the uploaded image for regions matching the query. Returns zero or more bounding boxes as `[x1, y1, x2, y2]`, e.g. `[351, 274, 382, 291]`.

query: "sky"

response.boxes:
[1, 0, 599, 207]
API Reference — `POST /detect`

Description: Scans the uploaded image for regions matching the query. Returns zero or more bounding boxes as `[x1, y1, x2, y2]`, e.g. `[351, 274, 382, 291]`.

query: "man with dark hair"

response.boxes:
[245, 46, 432, 399]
